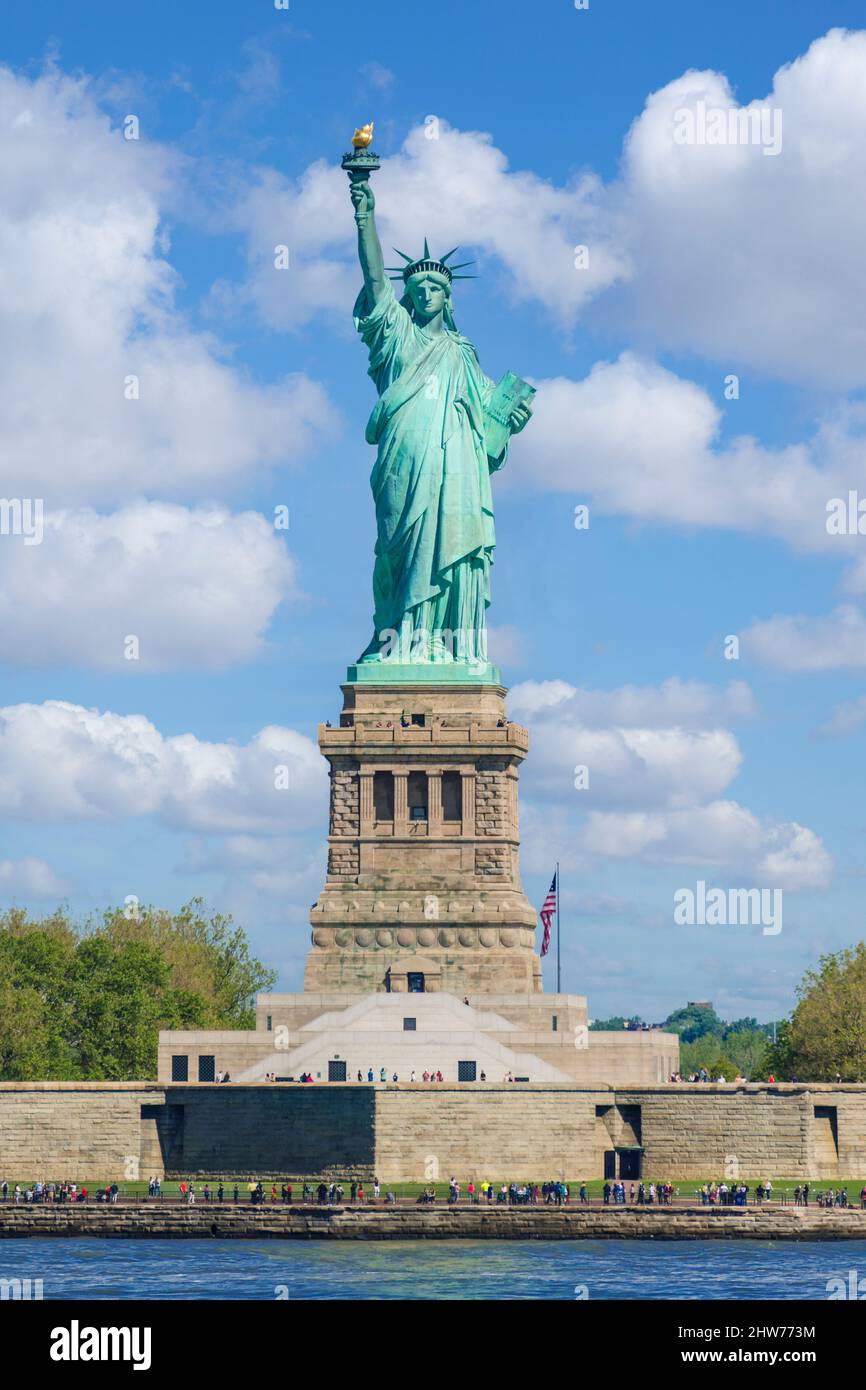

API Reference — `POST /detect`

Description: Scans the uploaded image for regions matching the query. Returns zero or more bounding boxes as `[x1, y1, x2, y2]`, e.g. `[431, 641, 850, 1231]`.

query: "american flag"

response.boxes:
[539, 870, 557, 957]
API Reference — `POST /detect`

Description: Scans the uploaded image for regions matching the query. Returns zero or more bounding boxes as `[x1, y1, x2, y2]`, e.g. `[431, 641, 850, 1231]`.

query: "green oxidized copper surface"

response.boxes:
[344, 141, 533, 685]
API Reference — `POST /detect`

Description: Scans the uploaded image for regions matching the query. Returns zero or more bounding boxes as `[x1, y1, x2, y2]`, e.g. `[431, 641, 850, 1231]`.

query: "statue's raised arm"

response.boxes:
[350, 178, 387, 304]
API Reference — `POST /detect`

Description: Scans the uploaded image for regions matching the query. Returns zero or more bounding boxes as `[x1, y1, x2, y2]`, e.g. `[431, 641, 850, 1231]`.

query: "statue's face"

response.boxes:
[407, 273, 449, 321]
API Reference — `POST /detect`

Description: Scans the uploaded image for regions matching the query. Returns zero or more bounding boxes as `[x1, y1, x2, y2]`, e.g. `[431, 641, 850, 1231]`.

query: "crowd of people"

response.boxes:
[0, 1179, 119, 1204]
[602, 1181, 675, 1204]
[699, 1182, 755, 1205]
[669, 1070, 751, 1084]
[429, 1179, 573, 1204]
[6, 1174, 866, 1209]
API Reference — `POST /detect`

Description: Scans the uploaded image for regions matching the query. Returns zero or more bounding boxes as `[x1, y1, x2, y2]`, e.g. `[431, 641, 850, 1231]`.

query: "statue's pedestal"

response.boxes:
[305, 679, 541, 995]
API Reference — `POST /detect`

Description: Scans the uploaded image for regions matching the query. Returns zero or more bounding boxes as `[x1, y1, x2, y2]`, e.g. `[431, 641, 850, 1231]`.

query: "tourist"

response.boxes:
[217, 1182, 224, 1203]
[480, 1070, 486, 1081]
[357, 1070, 363, 1082]
[373, 1177, 380, 1198]
[436, 1070, 443, 1082]
[233, 1184, 239, 1202]
[392, 1072, 399, 1082]
[358, 1183, 365, 1202]
[367, 1068, 374, 1082]
[410, 1070, 416, 1083]
[379, 1067, 387, 1082]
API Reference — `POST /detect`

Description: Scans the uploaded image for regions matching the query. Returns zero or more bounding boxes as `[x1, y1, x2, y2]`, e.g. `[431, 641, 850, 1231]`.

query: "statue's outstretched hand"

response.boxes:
[509, 400, 533, 435]
[350, 179, 375, 222]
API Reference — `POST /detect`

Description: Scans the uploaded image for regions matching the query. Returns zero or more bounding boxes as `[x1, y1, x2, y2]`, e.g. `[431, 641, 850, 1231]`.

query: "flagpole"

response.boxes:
[556, 860, 561, 994]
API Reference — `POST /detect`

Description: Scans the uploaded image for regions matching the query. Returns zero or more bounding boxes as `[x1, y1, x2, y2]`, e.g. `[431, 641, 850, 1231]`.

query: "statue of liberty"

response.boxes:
[348, 163, 533, 677]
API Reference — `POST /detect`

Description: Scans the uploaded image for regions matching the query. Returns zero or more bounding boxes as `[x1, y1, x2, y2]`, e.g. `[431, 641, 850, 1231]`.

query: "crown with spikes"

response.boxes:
[386, 238, 476, 285]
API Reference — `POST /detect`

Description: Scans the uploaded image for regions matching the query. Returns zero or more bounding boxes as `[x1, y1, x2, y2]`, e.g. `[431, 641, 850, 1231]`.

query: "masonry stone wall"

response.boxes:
[475, 762, 508, 835]
[0, 1084, 159, 1180]
[329, 765, 360, 836]
[2, 1082, 866, 1183]
[627, 1085, 866, 1181]
[373, 1085, 598, 1181]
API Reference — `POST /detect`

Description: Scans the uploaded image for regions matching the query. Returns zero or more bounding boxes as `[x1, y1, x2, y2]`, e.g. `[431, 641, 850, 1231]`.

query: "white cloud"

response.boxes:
[819, 694, 866, 738]
[529, 722, 742, 810]
[514, 676, 831, 890]
[611, 29, 866, 387]
[509, 676, 757, 727]
[182, 835, 324, 898]
[580, 803, 832, 889]
[744, 604, 866, 672]
[759, 823, 833, 889]
[211, 119, 627, 331]
[0, 701, 326, 832]
[507, 355, 866, 566]
[0, 857, 70, 898]
[0, 64, 337, 506]
[0, 502, 297, 670]
[358, 63, 396, 92]
[219, 30, 866, 388]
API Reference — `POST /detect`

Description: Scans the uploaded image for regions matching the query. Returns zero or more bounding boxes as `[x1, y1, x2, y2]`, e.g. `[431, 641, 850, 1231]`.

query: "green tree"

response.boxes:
[664, 1003, 723, 1043]
[0, 900, 276, 1081]
[768, 945, 866, 1081]
[723, 1027, 771, 1079]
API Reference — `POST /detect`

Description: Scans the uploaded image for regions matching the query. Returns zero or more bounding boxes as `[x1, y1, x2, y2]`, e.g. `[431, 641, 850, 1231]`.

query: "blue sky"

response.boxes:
[2, 0, 866, 1024]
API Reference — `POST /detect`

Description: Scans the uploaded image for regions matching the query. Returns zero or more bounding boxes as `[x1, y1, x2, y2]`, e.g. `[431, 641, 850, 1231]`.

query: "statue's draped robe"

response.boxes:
[354, 281, 506, 665]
